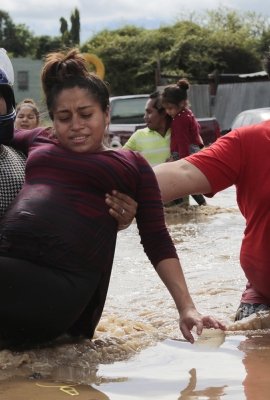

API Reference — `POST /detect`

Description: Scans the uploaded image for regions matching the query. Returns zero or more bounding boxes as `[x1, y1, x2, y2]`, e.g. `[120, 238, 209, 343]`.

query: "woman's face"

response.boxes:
[53, 87, 110, 153]
[15, 106, 39, 129]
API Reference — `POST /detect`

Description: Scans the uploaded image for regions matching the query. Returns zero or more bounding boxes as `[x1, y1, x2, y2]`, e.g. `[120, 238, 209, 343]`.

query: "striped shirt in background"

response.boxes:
[123, 127, 171, 167]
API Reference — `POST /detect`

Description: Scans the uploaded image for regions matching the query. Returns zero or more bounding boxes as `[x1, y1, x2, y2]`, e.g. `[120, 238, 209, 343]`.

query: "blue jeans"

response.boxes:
[235, 303, 270, 321]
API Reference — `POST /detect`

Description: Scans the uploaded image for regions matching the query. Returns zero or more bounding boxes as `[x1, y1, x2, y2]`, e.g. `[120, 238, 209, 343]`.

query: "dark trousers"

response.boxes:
[0, 256, 92, 348]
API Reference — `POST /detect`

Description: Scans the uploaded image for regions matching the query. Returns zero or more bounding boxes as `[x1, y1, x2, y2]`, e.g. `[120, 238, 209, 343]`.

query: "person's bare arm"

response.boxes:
[153, 159, 212, 203]
[106, 159, 210, 228]
[105, 190, 137, 230]
[156, 258, 226, 343]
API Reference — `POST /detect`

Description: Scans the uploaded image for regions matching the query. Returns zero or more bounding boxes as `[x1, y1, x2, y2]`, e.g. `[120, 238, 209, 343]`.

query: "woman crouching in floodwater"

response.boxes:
[0, 48, 225, 349]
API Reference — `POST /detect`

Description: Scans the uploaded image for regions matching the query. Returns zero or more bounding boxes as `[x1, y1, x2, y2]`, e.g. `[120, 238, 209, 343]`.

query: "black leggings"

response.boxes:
[0, 256, 94, 348]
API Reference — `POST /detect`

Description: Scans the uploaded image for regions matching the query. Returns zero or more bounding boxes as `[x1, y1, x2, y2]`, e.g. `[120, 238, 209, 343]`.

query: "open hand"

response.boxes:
[179, 309, 226, 343]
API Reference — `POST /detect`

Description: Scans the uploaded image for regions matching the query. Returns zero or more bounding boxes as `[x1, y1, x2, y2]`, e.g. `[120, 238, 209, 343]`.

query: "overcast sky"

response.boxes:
[2, 0, 270, 43]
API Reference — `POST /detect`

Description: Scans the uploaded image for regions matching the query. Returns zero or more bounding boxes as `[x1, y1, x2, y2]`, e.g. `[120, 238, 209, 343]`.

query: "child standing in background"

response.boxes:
[161, 79, 206, 206]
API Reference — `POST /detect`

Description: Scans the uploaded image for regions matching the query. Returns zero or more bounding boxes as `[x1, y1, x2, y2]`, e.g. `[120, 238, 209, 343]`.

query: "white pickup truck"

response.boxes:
[108, 94, 148, 147]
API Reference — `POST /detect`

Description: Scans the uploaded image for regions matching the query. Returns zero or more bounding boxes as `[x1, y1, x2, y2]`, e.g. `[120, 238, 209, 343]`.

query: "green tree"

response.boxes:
[0, 10, 35, 57]
[204, 7, 269, 38]
[0, 10, 13, 44]
[163, 21, 215, 82]
[1, 6, 269, 92]
[59, 17, 71, 47]
[59, 8, 80, 47]
[34, 35, 63, 59]
[60, 17, 68, 36]
[82, 25, 177, 94]
[70, 8, 80, 45]
[205, 8, 263, 73]
[258, 28, 270, 56]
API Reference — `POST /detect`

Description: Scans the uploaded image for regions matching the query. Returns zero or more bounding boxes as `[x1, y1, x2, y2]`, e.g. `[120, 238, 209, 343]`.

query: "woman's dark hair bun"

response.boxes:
[177, 78, 189, 91]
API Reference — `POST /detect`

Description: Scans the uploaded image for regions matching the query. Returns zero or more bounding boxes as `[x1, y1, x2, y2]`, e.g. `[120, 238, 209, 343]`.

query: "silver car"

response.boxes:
[231, 107, 270, 130]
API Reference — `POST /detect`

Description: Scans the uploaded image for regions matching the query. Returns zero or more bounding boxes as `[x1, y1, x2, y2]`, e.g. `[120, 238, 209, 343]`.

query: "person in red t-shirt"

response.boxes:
[154, 123, 270, 321]
[161, 79, 206, 206]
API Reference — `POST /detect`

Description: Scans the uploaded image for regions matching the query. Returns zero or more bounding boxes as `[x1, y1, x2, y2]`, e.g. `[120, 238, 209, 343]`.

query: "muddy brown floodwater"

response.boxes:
[1, 186, 270, 399]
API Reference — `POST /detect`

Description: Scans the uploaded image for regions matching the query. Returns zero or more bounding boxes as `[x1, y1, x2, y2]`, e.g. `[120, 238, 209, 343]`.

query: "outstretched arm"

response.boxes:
[156, 258, 226, 343]
[153, 159, 212, 203]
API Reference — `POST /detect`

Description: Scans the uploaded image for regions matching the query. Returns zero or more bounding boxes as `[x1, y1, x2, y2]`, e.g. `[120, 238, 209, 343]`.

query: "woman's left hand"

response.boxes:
[179, 308, 226, 344]
[105, 190, 138, 230]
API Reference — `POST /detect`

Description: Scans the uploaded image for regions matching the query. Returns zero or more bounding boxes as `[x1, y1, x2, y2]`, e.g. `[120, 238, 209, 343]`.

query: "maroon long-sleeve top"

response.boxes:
[0, 127, 178, 336]
[171, 108, 203, 158]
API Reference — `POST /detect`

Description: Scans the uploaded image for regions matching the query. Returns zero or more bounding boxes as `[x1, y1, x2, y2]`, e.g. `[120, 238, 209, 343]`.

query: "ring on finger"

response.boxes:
[121, 208, 126, 215]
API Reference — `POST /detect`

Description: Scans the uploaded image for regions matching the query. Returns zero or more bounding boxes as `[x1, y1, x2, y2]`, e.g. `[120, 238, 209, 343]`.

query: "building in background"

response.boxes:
[11, 57, 43, 106]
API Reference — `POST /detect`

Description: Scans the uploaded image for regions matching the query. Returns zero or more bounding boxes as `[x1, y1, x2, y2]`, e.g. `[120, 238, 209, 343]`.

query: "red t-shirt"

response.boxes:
[186, 122, 270, 304]
[171, 108, 203, 158]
